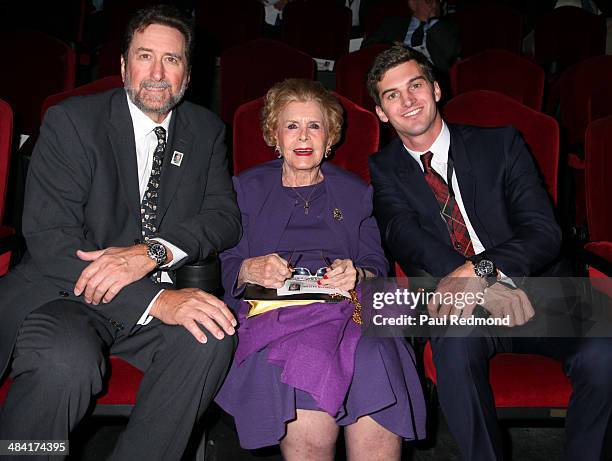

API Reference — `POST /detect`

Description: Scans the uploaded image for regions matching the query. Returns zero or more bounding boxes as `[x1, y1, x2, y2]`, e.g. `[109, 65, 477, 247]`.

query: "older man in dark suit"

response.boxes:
[368, 44, 612, 461]
[0, 5, 240, 460]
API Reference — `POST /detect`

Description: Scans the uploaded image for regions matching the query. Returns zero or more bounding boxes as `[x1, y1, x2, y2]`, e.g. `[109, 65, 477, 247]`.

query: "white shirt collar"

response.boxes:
[403, 120, 450, 170]
[125, 91, 173, 141]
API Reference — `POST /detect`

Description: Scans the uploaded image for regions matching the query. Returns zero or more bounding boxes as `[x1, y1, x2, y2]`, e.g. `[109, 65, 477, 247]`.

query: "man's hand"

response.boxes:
[482, 283, 535, 327]
[150, 288, 237, 343]
[318, 259, 358, 291]
[238, 253, 292, 289]
[427, 261, 486, 319]
[74, 244, 160, 305]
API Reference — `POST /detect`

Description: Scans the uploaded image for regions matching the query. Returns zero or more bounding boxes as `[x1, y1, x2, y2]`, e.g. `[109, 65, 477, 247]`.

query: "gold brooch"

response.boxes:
[333, 208, 343, 221]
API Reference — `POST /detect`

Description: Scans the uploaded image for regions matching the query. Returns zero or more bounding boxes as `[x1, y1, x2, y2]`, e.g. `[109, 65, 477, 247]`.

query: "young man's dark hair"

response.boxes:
[366, 43, 435, 106]
[122, 4, 194, 69]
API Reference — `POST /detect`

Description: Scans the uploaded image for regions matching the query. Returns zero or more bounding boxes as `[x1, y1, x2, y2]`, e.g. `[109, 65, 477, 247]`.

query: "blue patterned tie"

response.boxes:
[141, 126, 166, 282]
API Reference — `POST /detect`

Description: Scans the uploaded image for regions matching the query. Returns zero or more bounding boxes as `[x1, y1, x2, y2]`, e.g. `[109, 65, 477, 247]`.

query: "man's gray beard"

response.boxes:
[124, 73, 187, 116]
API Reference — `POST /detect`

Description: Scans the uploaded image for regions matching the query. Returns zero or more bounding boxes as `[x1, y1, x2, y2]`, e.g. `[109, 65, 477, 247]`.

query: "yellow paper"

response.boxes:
[246, 300, 319, 318]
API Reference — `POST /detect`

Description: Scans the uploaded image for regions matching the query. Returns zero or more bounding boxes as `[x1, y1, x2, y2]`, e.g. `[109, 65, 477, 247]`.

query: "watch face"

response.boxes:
[476, 259, 495, 277]
[147, 242, 166, 265]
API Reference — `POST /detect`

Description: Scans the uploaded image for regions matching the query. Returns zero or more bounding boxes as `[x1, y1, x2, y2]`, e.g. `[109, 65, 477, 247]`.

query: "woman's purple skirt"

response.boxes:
[215, 335, 426, 449]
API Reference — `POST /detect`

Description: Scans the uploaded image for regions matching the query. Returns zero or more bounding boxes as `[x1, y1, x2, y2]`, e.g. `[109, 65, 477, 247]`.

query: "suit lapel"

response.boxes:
[107, 91, 141, 225]
[157, 106, 193, 223]
[448, 125, 492, 248]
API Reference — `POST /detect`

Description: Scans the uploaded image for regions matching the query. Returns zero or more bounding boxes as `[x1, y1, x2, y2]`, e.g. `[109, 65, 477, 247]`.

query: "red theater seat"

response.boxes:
[449, 49, 545, 111]
[336, 44, 390, 114]
[220, 39, 315, 125]
[0, 30, 75, 137]
[0, 99, 14, 276]
[282, 0, 351, 61]
[535, 6, 606, 77]
[41, 76, 124, 119]
[195, 0, 265, 56]
[423, 343, 572, 417]
[443, 90, 559, 205]
[453, 4, 522, 57]
[0, 357, 143, 417]
[233, 93, 379, 182]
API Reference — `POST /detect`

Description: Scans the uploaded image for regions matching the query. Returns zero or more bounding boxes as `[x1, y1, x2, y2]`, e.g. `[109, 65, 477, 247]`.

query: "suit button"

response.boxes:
[59, 290, 70, 297]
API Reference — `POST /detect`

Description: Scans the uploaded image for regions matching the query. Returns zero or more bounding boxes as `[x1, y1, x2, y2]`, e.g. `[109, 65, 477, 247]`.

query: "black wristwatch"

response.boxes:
[469, 255, 498, 287]
[145, 240, 167, 267]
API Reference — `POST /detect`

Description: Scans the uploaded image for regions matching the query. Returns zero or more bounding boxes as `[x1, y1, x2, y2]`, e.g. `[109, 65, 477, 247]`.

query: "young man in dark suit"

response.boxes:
[0, 6, 241, 460]
[368, 44, 612, 461]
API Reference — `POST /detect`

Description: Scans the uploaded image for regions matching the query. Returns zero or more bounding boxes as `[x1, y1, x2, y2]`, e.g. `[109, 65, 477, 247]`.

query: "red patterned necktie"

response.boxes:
[420, 151, 475, 257]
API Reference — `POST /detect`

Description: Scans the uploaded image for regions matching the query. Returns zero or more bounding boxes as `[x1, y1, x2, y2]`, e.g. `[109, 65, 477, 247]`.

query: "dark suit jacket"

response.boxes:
[0, 89, 241, 377]
[362, 16, 461, 72]
[219, 159, 389, 311]
[368, 124, 561, 280]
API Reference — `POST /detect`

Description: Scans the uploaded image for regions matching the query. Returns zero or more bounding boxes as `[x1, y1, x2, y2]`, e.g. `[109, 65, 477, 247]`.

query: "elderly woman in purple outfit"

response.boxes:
[215, 79, 425, 460]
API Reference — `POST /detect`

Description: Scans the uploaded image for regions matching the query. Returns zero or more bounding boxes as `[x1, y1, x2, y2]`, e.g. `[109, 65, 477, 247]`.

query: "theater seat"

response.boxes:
[0, 99, 14, 276]
[449, 49, 545, 111]
[423, 343, 572, 418]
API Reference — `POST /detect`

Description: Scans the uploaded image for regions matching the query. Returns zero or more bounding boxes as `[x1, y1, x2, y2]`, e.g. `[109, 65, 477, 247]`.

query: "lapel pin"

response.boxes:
[171, 151, 184, 167]
[333, 208, 343, 221]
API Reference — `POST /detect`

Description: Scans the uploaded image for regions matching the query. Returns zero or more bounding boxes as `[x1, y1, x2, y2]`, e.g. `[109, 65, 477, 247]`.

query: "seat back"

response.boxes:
[535, 6, 606, 75]
[195, 0, 265, 56]
[233, 93, 379, 182]
[220, 39, 315, 125]
[41, 76, 124, 120]
[97, 39, 123, 79]
[282, 0, 351, 61]
[443, 90, 559, 205]
[453, 4, 522, 57]
[556, 55, 612, 146]
[0, 99, 14, 276]
[449, 49, 545, 111]
[362, 0, 410, 40]
[585, 116, 612, 243]
[0, 30, 76, 136]
[335, 44, 390, 113]
[0, 100, 13, 225]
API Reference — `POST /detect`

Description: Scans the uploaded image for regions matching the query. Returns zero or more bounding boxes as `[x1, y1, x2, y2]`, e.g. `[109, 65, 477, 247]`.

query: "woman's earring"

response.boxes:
[324, 147, 331, 159]
[275, 145, 282, 159]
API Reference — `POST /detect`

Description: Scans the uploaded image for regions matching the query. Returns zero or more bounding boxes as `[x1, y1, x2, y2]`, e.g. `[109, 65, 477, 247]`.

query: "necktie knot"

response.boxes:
[420, 151, 433, 173]
[154, 126, 166, 143]
[411, 21, 426, 47]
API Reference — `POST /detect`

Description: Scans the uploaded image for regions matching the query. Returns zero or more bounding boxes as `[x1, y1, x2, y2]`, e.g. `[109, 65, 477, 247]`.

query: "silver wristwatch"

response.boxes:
[145, 240, 167, 267]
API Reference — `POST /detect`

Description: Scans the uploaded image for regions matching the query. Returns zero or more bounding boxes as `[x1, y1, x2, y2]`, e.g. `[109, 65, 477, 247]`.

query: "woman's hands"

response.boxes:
[318, 259, 358, 291]
[238, 253, 292, 289]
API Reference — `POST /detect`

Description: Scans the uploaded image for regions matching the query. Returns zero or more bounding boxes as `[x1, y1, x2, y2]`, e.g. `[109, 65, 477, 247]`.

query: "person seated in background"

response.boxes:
[215, 78, 425, 461]
[362, 0, 460, 73]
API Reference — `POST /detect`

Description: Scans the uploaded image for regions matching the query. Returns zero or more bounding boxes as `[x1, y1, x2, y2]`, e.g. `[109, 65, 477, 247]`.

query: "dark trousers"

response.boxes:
[430, 336, 612, 461]
[0, 300, 235, 461]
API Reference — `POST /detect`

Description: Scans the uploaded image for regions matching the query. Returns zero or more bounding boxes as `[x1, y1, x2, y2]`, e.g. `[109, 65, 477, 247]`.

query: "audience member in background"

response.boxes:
[215, 78, 426, 461]
[362, 0, 460, 73]
[368, 43, 612, 461]
[0, 6, 240, 460]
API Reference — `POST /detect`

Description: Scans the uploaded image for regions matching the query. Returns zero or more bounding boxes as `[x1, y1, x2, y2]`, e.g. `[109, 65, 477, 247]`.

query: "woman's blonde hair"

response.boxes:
[261, 79, 344, 148]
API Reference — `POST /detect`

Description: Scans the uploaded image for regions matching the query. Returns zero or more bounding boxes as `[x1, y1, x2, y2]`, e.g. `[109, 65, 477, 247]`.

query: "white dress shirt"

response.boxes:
[125, 93, 188, 324]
